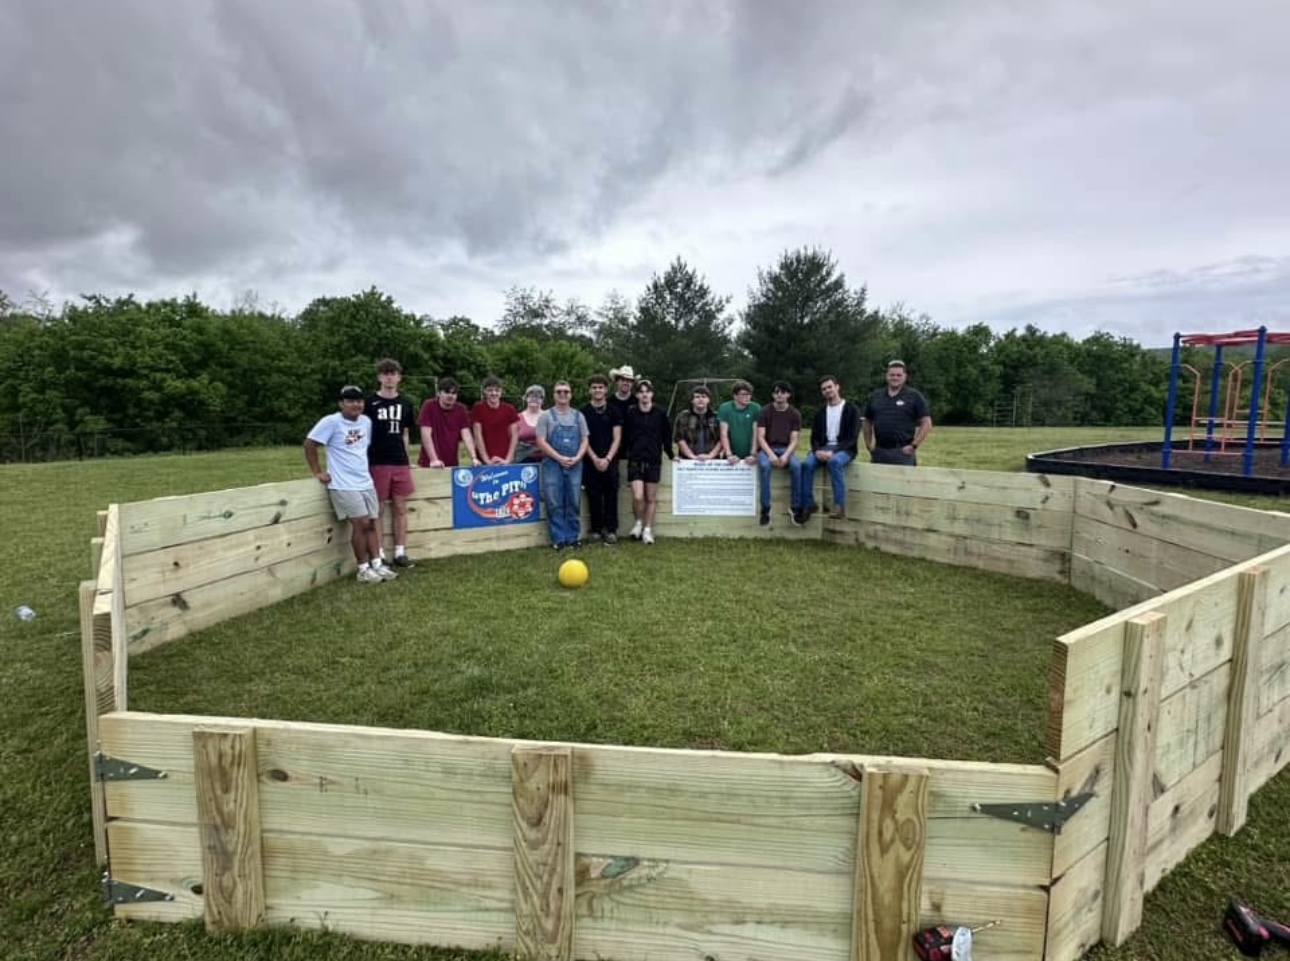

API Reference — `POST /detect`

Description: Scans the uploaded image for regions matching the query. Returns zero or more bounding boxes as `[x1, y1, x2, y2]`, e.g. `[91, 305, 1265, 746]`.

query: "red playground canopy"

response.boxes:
[1182, 329, 1290, 347]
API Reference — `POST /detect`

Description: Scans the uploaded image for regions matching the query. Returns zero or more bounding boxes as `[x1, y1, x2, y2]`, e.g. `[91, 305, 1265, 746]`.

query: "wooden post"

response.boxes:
[193, 727, 266, 933]
[90, 536, 104, 580]
[512, 746, 575, 961]
[1218, 567, 1268, 835]
[79, 581, 111, 866]
[1102, 611, 1165, 946]
[852, 765, 929, 961]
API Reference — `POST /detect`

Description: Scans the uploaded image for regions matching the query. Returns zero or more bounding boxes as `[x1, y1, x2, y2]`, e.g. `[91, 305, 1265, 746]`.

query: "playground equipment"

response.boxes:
[1163, 327, 1290, 476]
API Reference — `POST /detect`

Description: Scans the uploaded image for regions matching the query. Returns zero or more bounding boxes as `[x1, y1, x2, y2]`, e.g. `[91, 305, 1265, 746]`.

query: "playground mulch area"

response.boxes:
[1070, 442, 1290, 478]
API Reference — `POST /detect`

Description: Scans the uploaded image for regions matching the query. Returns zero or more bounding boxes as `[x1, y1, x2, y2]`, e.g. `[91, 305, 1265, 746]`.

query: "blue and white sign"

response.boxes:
[451, 465, 542, 529]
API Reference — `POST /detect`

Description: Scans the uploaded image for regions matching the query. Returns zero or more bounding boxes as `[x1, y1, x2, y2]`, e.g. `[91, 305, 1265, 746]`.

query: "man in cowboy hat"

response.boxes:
[608, 364, 637, 419]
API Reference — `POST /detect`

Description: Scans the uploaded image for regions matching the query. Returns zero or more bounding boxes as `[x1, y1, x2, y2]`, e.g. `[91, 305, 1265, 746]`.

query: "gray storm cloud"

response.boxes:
[0, 0, 876, 276]
[1, 0, 1287, 340]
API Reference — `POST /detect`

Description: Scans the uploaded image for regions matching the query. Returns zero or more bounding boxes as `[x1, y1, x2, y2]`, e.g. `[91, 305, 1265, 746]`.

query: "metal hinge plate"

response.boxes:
[95, 752, 168, 782]
[972, 791, 1094, 835]
[103, 875, 175, 905]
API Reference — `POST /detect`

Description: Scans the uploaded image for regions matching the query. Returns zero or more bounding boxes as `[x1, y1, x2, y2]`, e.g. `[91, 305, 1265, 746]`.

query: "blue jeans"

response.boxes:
[801, 446, 853, 508]
[756, 446, 804, 510]
[542, 418, 584, 546]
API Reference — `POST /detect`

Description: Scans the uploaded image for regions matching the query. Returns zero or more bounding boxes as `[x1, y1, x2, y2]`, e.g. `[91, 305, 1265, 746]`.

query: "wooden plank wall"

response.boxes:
[98, 711, 1054, 961]
[1043, 542, 1290, 959]
[822, 465, 1076, 582]
[110, 466, 838, 657]
[1068, 479, 1290, 609]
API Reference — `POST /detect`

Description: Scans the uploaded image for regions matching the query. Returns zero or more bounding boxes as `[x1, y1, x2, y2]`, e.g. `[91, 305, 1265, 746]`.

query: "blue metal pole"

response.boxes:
[1204, 345, 1223, 462]
[1243, 326, 1268, 476]
[1162, 333, 1182, 470]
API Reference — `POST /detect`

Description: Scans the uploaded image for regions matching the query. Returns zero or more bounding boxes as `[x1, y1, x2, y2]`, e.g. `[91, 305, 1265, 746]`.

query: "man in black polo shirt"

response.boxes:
[862, 360, 932, 466]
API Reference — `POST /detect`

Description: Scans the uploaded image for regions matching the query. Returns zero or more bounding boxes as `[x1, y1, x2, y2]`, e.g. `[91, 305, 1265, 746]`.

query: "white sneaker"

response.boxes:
[642, 527, 655, 545]
[356, 568, 383, 584]
[630, 520, 644, 540]
[372, 562, 398, 581]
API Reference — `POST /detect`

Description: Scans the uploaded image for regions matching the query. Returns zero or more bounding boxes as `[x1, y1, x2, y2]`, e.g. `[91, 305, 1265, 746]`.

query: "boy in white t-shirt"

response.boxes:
[304, 385, 399, 584]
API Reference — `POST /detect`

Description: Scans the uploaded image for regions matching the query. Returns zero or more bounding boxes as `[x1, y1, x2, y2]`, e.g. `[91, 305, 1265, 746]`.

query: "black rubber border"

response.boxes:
[1026, 441, 1290, 495]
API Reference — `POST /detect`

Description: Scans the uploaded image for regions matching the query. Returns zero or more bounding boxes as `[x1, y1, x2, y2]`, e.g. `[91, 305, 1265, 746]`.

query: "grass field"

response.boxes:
[2, 426, 1288, 961]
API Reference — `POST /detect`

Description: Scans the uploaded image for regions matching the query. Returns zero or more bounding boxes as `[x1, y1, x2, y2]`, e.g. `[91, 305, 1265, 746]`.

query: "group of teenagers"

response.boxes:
[304, 358, 932, 582]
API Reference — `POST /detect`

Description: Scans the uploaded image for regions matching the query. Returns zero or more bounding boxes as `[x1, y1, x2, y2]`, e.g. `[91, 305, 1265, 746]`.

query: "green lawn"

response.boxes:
[2, 427, 1287, 961]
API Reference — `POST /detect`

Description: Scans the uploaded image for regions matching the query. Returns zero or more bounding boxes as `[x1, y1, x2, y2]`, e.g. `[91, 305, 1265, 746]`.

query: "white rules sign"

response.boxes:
[671, 460, 757, 516]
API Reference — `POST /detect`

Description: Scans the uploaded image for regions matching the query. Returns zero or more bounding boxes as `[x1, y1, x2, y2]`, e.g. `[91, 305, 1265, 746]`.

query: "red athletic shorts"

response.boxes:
[370, 465, 415, 501]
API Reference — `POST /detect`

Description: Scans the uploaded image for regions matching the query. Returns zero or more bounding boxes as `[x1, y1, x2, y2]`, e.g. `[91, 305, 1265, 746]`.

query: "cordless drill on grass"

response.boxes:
[1224, 900, 1290, 957]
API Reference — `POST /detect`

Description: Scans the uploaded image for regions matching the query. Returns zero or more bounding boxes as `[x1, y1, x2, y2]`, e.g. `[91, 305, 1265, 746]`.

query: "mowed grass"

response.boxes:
[128, 539, 1105, 762]
[0, 426, 1286, 961]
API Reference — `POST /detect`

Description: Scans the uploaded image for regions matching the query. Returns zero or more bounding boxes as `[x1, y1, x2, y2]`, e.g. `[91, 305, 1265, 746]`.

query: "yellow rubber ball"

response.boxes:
[558, 558, 590, 589]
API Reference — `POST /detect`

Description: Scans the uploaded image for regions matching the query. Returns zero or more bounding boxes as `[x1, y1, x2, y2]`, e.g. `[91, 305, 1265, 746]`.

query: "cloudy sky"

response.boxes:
[2, 0, 1287, 346]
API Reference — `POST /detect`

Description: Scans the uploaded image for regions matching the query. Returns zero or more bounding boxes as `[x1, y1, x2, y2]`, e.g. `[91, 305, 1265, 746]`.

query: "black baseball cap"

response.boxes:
[339, 385, 365, 400]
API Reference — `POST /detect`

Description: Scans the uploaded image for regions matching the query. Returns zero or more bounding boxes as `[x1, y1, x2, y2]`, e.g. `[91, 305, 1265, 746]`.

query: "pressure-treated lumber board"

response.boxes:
[1263, 550, 1290, 634]
[96, 504, 130, 708]
[579, 875, 1047, 961]
[193, 727, 265, 932]
[1074, 480, 1290, 565]
[852, 766, 928, 961]
[825, 522, 1070, 583]
[851, 464, 1077, 513]
[1260, 620, 1290, 714]
[1071, 515, 1234, 594]
[93, 503, 120, 616]
[1102, 611, 1164, 946]
[512, 746, 575, 961]
[1049, 561, 1250, 760]
[1248, 694, 1290, 796]
[1219, 568, 1268, 835]
[123, 512, 349, 606]
[1155, 663, 1228, 793]
[106, 820, 516, 949]
[1069, 554, 1161, 610]
[91, 536, 104, 580]
[100, 714, 1056, 884]
[1143, 751, 1221, 893]
[406, 524, 550, 559]
[79, 582, 109, 866]
[104, 789, 1049, 961]
[1046, 841, 1108, 961]
[1048, 732, 1116, 879]
[123, 546, 348, 654]
[847, 492, 1074, 551]
[116, 478, 334, 555]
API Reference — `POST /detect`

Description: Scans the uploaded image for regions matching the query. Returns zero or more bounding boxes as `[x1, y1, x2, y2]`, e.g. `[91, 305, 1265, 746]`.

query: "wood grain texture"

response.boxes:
[193, 727, 265, 933]
[117, 478, 333, 555]
[1219, 568, 1268, 834]
[512, 746, 574, 961]
[852, 766, 928, 961]
[1048, 732, 1115, 879]
[1046, 841, 1108, 961]
[1144, 752, 1221, 893]
[1102, 612, 1165, 946]
[80, 581, 108, 866]
[1069, 553, 1162, 610]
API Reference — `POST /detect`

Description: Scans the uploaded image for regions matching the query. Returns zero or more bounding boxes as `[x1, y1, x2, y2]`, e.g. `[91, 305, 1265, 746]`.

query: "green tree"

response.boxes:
[295, 288, 443, 409]
[595, 259, 736, 401]
[919, 323, 1000, 425]
[1075, 332, 1169, 426]
[496, 286, 595, 349]
[739, 248, 879, 402]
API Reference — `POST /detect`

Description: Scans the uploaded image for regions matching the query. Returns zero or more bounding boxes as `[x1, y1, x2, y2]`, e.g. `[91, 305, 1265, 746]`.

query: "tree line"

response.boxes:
[0, 248, 1176, 461]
